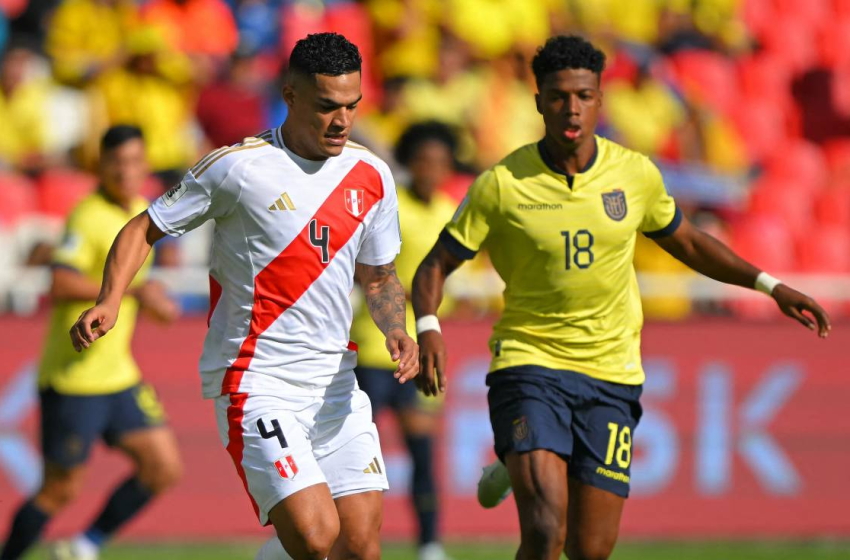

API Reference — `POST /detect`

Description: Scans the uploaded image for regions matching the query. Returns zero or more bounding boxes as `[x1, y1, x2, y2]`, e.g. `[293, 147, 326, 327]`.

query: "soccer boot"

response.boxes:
[477, 459, 512, 508]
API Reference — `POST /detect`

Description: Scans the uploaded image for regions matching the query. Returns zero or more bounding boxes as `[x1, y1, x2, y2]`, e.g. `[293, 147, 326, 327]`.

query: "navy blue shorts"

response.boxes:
[354, 366, 418, 417]
[40, 383, 167, 467]
[487, 365, 642, 498]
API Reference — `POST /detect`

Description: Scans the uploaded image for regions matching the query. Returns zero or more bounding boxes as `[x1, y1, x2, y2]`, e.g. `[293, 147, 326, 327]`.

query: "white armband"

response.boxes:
[755, 272, 782, 296]
[415, 315, 441, 335]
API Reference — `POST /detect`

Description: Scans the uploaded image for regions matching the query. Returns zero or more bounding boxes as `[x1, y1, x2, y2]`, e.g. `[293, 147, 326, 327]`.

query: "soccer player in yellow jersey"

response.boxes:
[411, 36, 831, 560]
[1, 126, 181, 560]
[351, 122, 459, 560]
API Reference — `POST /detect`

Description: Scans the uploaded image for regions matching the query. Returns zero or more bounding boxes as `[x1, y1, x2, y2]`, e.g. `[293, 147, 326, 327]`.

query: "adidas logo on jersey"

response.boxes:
[363, 457, 383, 474]
[269, 192, 296, 211]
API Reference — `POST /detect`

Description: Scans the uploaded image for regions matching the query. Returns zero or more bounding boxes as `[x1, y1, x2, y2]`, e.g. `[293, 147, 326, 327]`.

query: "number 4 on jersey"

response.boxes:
[310, 219, 330, 263]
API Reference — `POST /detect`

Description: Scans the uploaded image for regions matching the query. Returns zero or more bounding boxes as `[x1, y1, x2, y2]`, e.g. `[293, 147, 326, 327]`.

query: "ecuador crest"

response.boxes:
[602, 190, 627, 221]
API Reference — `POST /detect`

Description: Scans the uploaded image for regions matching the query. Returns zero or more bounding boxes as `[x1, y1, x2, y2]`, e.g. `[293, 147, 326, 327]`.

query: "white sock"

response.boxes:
[255, 536, 293, 560]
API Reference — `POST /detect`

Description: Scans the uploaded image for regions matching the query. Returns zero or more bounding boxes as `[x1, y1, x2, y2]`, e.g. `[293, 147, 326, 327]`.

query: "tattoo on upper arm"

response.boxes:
[361, 263, 406, 335]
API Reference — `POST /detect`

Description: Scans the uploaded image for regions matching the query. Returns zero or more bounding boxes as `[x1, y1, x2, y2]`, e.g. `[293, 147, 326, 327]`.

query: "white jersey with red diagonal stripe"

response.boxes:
[148, 128, 401, 399]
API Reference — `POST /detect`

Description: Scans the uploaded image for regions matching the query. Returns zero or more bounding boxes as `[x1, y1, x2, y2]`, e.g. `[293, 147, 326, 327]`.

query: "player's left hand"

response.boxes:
[386, 328, 419, 384]
[772, 284, 831, 338]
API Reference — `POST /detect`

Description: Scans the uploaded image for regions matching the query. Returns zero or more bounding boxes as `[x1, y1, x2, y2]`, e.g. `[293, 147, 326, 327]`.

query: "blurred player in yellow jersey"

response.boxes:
[412, 36, 831, 560]
[1, 126, 181, 560]
[351, 122, 459, 560]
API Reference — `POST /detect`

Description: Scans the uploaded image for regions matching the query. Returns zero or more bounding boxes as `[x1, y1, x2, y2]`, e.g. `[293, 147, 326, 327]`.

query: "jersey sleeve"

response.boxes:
[357, 164, 402, 265]
[147, 151, 246, 237]
[52, 208, 98, 274]
[441, 168, 498, 259]
[640, 158, 682, 238]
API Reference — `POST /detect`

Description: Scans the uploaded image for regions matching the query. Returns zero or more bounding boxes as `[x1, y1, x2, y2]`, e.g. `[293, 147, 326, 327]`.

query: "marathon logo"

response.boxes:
[596, 466, 630, 483]
[517, 203, 563, 210]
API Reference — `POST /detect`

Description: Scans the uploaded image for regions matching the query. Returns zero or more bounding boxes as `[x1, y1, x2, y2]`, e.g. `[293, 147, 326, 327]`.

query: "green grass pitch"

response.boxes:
[25, 540, 850, 559]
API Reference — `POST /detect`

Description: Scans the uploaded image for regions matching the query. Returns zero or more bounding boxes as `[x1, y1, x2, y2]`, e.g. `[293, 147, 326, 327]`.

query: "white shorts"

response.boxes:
[214, 385, 389, 526]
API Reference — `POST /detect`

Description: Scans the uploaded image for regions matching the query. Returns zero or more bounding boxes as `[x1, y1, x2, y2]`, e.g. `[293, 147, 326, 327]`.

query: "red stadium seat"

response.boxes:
[760, 17, 818, 73]
[796, 224, 850, 273]
[762, 139, 829, 194]
[747, 176, 815, 239]
[670, 51, 738, 116]
[0, 173, 37, 227]
[821, 138, 850, 174]
[737, 54, 795, 110]
[729, 215, 794, 319]
[817, 19, 850, 68]
[774, 0, 831, 32]
[836, 0, 850, 19]
[814, 185, 850, 228]
[742, 0, 774, 39]
[732, 215, 795, 272]
[36, 169, 97, 218]
[731, 96, 790, 162]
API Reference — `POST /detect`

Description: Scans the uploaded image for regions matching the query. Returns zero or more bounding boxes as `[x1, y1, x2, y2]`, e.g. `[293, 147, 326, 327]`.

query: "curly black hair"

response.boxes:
[289, 32, 362, 77]
[394, 121, 459, 167]
[531, 35, 606, 86]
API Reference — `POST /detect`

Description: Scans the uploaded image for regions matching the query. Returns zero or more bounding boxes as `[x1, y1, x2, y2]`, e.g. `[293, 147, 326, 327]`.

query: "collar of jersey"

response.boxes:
[536, 137, 598, 179]
[276, 124, 328, 174]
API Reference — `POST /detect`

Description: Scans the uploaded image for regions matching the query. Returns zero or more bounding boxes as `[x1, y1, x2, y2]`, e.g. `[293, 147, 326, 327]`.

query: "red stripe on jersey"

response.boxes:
[225, 392, 262, 522]
[221, 160, 384, 394]
[347, 340, 358, 351]
[208, 274, 222, 327]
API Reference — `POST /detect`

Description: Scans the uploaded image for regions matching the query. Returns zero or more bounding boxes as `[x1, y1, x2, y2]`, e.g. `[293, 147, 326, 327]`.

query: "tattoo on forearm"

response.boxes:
[362, 263, 406, 335]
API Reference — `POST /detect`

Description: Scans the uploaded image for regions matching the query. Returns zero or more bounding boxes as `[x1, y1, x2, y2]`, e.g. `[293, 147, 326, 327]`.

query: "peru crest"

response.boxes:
[345, 188, 365, 217]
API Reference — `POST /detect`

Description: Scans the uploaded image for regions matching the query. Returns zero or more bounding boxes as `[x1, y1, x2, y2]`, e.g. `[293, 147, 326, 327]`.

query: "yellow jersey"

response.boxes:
[443, 137, 680, 385]
[38, 191, 153, 395]
[351, 187, 458, 370]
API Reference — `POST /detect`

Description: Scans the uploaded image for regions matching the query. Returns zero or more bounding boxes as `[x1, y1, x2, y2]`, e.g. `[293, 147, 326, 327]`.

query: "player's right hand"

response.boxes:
[417, 330, 447, 396]
[69, 303, 118, 352]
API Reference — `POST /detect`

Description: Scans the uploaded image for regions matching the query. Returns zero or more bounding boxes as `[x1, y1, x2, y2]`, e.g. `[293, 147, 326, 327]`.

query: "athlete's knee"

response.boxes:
[282, 517, 339, 560]
[301, 529, 338, 560]
[136, 452, 183, 493]
[35, 471, 84, 512]
[565, 532, 617, 560]
[518, 504, 566, 557]
[334, 531, 380, 560]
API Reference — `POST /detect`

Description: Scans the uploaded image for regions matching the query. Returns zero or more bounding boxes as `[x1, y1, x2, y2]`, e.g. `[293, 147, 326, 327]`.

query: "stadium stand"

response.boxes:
[0, 0, 848, 318]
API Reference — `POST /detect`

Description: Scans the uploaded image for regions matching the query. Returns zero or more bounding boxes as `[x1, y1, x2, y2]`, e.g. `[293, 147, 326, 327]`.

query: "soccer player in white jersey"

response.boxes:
[69, 33, 418, 560]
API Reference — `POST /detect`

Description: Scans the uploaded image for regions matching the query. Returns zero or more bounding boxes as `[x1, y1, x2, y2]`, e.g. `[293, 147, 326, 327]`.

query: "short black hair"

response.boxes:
[531, 35, 606, 86]
[289, 33, 362, 77]
[101, 125, 144, 152]
[394, 121, 458, 167]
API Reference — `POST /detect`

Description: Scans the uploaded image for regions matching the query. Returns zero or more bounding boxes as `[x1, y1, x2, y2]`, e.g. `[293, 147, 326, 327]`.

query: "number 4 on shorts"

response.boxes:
[257, 418, 288, 448]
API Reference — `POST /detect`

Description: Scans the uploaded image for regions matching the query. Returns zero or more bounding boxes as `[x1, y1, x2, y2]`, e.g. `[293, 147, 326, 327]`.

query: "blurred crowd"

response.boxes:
[1, 0, 849, 319]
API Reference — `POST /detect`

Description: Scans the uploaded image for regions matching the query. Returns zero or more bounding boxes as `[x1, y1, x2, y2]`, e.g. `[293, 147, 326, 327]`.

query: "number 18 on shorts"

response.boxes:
[487, 365, 642, 498]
